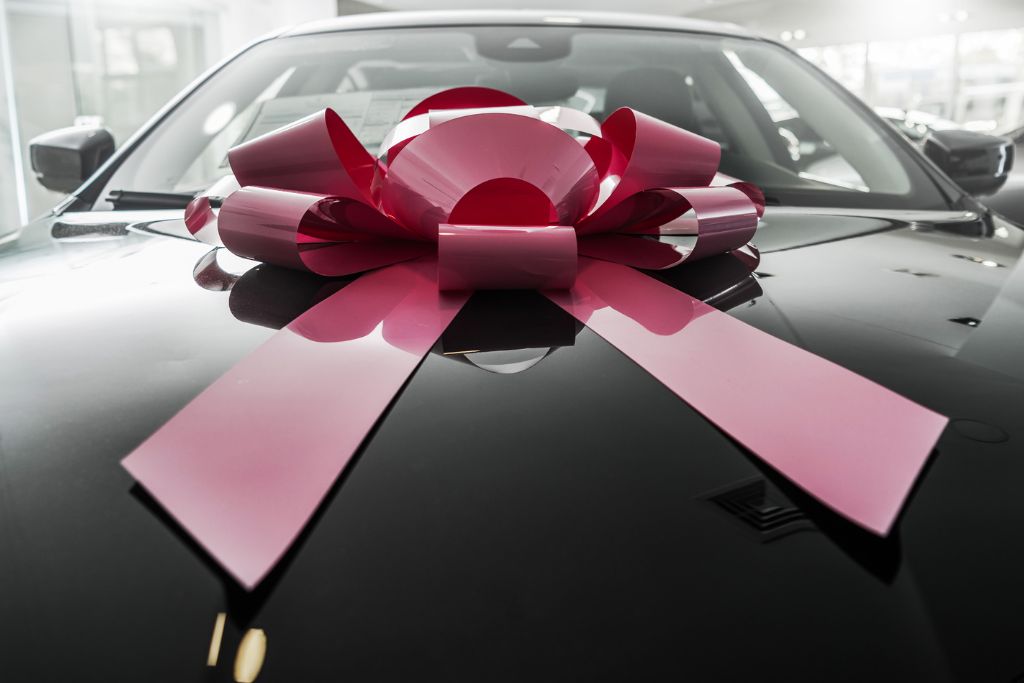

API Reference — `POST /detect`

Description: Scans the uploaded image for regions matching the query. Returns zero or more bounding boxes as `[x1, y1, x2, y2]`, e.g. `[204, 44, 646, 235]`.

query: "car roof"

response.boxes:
[282, 9, 756, 40]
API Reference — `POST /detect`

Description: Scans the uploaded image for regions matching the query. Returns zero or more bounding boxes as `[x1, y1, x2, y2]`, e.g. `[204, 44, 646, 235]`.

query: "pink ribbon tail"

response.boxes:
[545, 259, 948, 536]
[122, 260, 469, 589]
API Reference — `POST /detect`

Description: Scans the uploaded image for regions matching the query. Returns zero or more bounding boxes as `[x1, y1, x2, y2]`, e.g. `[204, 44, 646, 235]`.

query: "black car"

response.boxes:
[4, 11, 1024, 682]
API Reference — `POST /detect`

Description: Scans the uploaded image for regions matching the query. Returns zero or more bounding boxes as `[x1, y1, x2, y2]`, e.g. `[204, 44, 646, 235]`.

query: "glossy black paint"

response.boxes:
[2, 202, 1024, 682]
[28, 125, 116, 194]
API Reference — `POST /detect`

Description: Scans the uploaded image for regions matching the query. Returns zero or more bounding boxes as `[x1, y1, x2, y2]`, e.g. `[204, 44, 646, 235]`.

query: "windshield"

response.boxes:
[95, 25, 949, 211]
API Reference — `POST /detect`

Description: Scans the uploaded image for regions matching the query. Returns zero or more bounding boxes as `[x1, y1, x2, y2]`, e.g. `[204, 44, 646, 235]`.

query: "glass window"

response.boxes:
[797, 43, 868, 99]
[102, 27, 140, 76]
[956, 29, 1024, 132]
[725, 49, 867, 191]
[796, 28, 1024, 136]
[867, 35, 957, 119]
[98, 26, 948, 211]
[1, 0, 216, 218]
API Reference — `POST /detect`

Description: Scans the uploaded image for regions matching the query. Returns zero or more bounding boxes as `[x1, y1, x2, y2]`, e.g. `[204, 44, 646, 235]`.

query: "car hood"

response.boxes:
[2, 206, 1024, 682]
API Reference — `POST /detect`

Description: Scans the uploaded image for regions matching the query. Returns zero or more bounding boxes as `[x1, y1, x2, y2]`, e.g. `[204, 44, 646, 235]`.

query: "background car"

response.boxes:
[872, 105, 1024, 223]
[875, 106, 962, 143]
[981, 123, 1024, 222]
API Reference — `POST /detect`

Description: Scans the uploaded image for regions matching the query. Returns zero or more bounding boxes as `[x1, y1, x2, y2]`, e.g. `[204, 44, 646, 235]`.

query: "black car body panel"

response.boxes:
[5, 10, 1024, 682]
[2, 203, 1024, 681]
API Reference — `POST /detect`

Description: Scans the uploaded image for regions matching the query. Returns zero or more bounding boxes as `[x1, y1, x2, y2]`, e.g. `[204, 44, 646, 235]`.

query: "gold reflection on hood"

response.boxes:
[207, 612, 227, 666]
[234, 628, 267, 683]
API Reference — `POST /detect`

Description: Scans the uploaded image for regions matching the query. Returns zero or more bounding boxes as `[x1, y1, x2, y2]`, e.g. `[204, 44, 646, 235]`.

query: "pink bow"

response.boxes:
[185, 86, 764, 290]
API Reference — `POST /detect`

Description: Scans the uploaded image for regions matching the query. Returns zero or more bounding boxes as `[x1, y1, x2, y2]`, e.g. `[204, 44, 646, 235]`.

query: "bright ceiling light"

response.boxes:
[780, 30, 793, 42]
[793, 29, 806, 40]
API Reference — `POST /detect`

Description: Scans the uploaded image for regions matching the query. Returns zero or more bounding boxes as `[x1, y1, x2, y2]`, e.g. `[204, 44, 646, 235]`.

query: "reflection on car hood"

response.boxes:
[1, 206, 1023, 682]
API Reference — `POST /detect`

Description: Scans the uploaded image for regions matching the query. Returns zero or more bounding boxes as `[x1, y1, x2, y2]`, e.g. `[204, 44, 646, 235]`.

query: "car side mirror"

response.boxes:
[29, 125, 115, 194]
[923, 129, 1014, 196]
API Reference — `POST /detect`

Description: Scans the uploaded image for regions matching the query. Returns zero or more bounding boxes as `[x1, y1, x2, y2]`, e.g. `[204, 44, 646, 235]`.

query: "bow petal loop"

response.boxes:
[572, 186, 756, 270]
[608, 107, 722, 188]
[183, 196, 221, 245]
[728, 181, 766, 218]
[184, 174, 240, 245]
[228, 109, 379, 204]
[381, 87, 528, 163]
[713, 173, 767, 218]
[380, 113, 601, 239]
[658, 186, 758, 261]
[578, 107, 722, 234]
[219, 187, 428, 277]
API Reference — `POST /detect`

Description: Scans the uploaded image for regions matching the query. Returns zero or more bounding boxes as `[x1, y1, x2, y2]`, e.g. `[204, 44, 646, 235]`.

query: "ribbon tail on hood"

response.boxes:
[544, 258, 949, 536]
[122, 260, 469, 589]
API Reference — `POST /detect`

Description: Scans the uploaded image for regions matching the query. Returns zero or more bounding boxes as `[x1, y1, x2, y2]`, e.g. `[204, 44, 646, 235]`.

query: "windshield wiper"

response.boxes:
[106, 190, 197, 210]
[103, 187, 780, 217]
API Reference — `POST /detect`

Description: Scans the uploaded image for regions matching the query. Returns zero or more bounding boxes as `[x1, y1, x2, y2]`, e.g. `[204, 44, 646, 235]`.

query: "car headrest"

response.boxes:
[476, 69, 580, 104]
[603, 68, 698, 133]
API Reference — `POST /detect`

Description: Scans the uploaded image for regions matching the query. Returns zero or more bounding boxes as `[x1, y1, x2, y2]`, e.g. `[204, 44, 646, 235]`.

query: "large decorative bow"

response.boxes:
[183, 86, 764, 287]
[124, 87, 947, 589]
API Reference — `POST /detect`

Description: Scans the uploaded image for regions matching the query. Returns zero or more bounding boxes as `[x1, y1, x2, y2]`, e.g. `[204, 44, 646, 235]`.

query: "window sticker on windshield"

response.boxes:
[234, 88, 440, 154]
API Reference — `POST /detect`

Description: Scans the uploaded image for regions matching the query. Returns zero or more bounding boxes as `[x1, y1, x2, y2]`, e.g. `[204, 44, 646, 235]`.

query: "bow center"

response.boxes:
[437, 225, 577, 291]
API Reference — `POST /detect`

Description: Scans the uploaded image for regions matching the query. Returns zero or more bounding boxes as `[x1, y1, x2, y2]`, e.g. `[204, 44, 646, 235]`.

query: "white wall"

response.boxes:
[212, 0, 338, 58]
[0, 0, 26, 229]
[0, 0, 337, 230]
[686, 0, 1024, 47]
